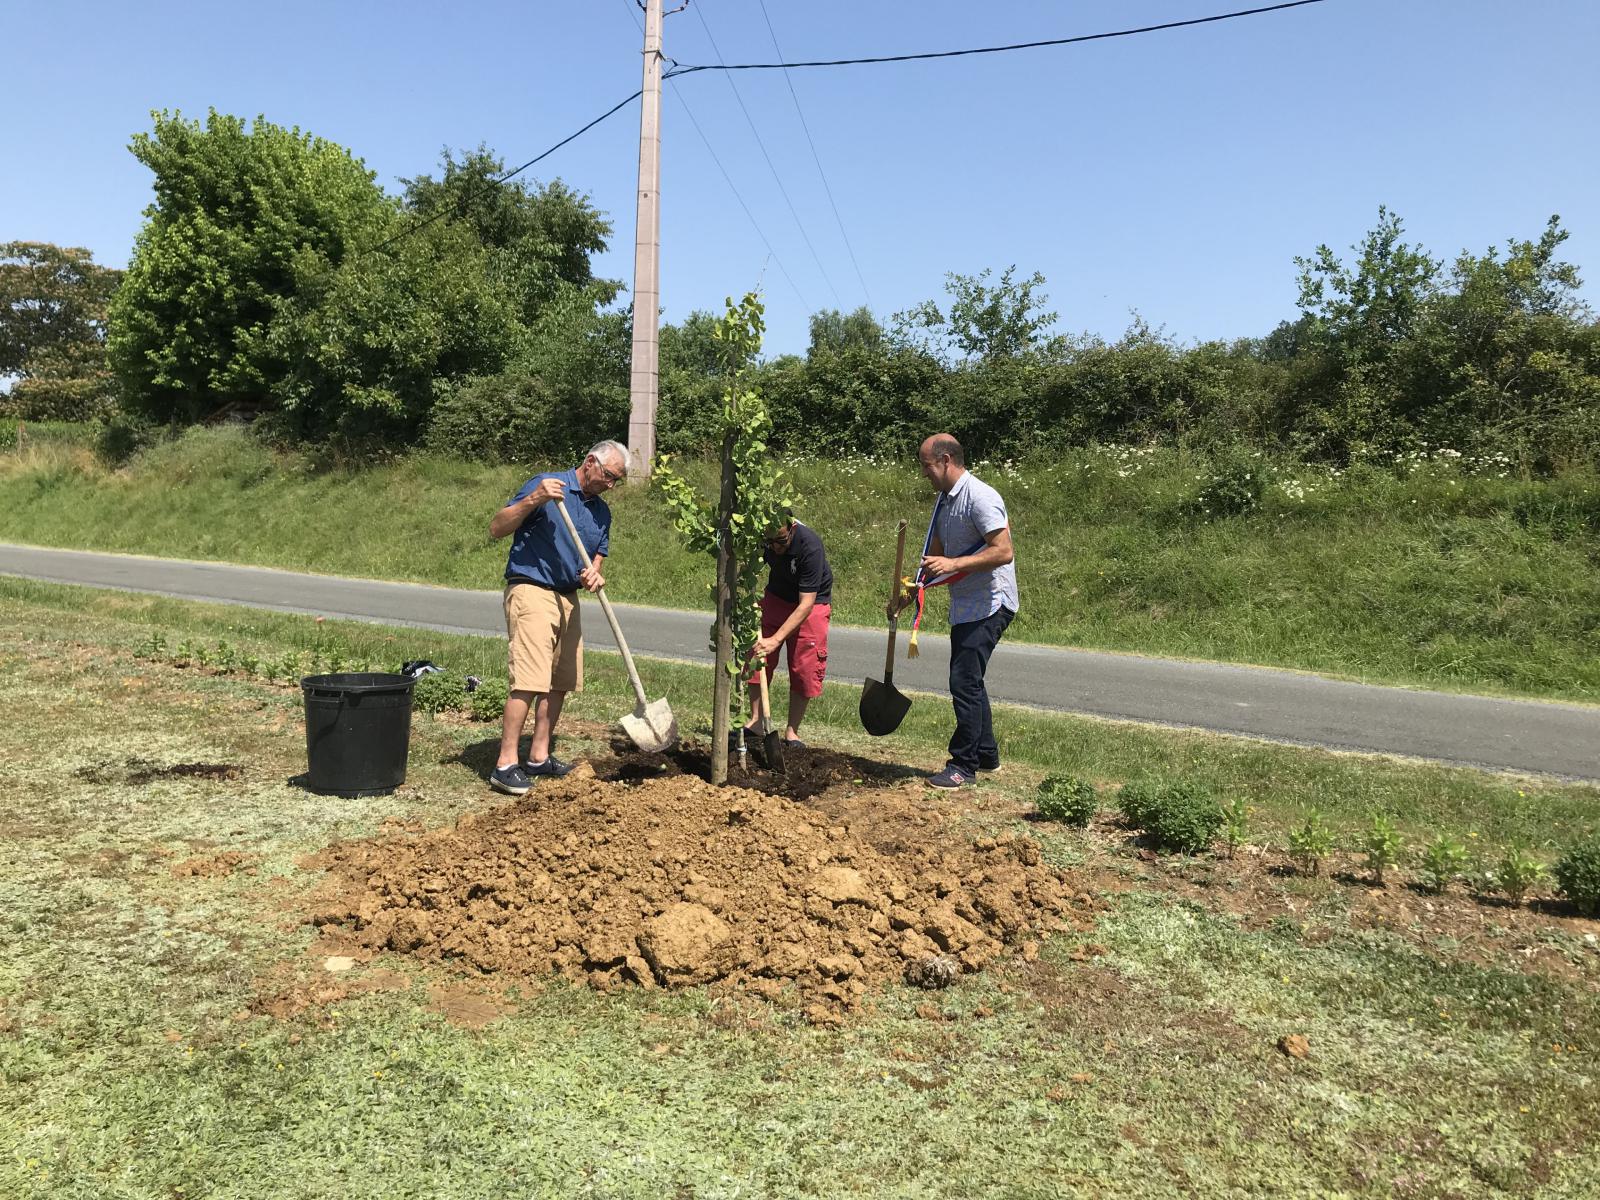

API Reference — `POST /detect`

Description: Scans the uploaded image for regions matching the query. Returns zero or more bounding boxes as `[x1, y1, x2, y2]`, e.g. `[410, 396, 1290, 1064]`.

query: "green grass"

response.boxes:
[3, 429, 1599, 702]
[3, 583, 1599, 1196]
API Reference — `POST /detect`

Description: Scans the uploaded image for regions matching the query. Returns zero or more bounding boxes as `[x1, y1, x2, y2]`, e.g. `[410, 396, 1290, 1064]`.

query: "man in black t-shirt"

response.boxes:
[740, 516, 833, 748]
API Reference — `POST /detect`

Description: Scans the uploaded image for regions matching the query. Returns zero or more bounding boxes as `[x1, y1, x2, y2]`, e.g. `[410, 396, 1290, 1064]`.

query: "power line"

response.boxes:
[619, 0, 811, 311]
[663, 1, 1331, 77]
[754, 0, 872, 310]
[690, 0, 842, 308]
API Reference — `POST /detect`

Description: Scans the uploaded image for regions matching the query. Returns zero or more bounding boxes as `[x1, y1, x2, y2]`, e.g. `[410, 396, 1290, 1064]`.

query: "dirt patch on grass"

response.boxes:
[303, 741, 1089, 1023]
[74, 759, 243, 786]
[172, 850, 258, 878]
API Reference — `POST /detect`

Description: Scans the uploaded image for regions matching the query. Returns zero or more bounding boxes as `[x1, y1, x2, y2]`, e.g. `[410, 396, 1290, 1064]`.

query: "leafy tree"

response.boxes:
[655, 293, 795, 784]
[893, 266, 1059, 363]
[807, 306, 883, 357]
[0, 242, 122, 420]
[1292, 207, 1441, 460]
[400, 148, 620, 323]
[107, 110, 392, 424]
[266, 218, 524, 446]
[1412, 215, 1599, 465]
[657, 310, 727, 455]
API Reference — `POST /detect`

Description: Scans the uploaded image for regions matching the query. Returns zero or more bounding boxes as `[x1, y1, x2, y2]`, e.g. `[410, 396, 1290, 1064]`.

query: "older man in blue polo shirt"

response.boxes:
[486, 439, 627, 795]
[892, 433, 1018, 789]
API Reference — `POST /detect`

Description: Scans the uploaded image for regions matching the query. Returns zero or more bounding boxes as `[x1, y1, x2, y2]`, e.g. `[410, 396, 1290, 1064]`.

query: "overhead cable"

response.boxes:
[663, 1, 1330, 77]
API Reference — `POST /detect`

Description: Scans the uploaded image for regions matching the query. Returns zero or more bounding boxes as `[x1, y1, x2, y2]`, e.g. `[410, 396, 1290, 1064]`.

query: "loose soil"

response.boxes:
[304, 736, 1092, 1023]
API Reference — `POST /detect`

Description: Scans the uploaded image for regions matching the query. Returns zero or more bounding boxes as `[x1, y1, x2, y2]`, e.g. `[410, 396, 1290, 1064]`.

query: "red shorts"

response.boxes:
[753, 594, 831, 698]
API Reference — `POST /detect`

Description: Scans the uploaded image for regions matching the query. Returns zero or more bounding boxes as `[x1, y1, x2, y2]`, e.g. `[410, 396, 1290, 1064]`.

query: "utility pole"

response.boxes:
[625, 0, 666, 480]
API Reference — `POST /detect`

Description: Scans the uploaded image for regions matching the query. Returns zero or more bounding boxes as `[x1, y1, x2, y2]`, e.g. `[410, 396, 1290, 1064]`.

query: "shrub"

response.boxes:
[1117, 780, 1161, 829]
[469, 676, 509, 722]
[1193, 446, 1266, 517]
[1494, 848, 1548, 905]
[411, 673, 467, 714]
[1554, 834, 1600, 916]
[1289, 810, 1334, 876]
[95, 411, 164, 466]
[1418, 835, 1469, 893]
[1120, 780, 1220, 855]
[1036, 775, 1097, 826]
[1362, 813, 1404, 886]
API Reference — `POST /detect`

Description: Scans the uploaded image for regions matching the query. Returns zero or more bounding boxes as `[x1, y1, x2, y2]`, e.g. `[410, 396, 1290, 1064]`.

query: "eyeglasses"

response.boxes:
[592, 459, 624, 484]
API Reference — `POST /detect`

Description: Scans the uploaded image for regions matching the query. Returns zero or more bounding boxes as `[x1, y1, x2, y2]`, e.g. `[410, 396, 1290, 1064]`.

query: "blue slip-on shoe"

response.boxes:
[523, 755, 576, 779]
[925, 765, 973, 789]
[490, 763, 532, 795]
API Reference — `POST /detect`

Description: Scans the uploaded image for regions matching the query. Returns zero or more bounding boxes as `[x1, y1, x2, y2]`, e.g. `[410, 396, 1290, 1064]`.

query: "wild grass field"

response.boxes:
[2, 427, 1597, 702]
[2, 579, 1598, 1197]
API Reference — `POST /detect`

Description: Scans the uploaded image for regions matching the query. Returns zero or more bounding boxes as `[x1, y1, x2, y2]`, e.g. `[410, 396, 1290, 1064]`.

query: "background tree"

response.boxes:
[892, 266, 1059, 363]
[1292, 206, 1441, 459]
[107, 110, 392, 425]
[0, 242, 122, 420]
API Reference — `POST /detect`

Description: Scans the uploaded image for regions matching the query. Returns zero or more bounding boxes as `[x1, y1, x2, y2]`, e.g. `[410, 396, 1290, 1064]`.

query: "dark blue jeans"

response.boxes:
[947, 605, 1014, 775]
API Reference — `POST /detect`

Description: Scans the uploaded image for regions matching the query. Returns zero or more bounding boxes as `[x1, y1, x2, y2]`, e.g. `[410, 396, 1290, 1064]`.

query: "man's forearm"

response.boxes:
[953, 542, 1013, 573]
[769, 594, 816, 644]
[488, 493, 546, 539]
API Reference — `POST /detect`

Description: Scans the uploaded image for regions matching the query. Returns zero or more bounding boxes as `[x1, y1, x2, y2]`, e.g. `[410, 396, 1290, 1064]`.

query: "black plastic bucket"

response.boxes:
[301, 672, 417, 797]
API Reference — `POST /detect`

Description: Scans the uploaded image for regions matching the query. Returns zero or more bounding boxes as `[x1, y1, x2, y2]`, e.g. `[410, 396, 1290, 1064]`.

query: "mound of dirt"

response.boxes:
[305, 765, 1087, 1022]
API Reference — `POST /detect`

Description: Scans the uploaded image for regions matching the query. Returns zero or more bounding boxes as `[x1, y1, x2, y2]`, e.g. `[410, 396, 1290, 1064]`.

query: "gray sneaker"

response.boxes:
[490, 763, 532, 795]
[523, 755, 576, 778]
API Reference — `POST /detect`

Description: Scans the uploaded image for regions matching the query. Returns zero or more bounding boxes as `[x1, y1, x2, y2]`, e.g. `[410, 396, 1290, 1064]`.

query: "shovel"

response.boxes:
[860, 519, 913, 736]
[753, 657, 786, 774]
[552, 498, 678, 752]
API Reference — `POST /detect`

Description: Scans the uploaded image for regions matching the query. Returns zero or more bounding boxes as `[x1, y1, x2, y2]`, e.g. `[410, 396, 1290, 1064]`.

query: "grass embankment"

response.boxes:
[2, 581, 1598, 1196]
[2, 427, 1598, 701]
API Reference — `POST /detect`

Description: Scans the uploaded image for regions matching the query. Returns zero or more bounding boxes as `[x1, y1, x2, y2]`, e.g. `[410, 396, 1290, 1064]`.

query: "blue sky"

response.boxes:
[4, 0, 1597, 357]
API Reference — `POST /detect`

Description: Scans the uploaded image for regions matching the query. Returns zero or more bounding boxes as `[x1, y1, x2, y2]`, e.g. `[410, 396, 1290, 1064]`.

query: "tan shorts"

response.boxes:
[504, 582, 583, 694]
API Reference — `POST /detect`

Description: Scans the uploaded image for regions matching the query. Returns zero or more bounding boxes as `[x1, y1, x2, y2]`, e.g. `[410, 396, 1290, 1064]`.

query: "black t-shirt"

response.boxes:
[763, 521, 833, 606]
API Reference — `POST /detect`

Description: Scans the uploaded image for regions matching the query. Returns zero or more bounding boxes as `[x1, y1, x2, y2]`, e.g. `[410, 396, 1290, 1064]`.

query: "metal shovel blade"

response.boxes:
[620, 697, 678, 753]
[860, 677, 912, 737]
[762, 724, 786, 774]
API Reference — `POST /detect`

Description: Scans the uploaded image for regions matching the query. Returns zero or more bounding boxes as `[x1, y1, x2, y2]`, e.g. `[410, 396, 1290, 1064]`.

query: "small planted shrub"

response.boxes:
[412, 673, 468, 715]
[1289, 810, 1334, 877]
[1554, 834, 1600, 916]
[1220, 797, 1250, 859]
[1362, 813, 1403, 886]
[1036, 775, 1097, 826]
[1121, 780, 1221, 855]
[1117, 780, 1161, 829]
[1418, 835, 1469, 893]
[1495, 847, 1548, 905]
[469, 676, 510, 722]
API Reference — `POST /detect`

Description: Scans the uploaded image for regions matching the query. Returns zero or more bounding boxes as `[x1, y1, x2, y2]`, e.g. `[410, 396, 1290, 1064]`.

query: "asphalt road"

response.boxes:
[3, 542, 1597, 781]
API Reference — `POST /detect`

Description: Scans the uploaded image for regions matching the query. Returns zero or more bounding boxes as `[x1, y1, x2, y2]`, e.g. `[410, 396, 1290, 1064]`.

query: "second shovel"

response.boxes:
[860, 519, 913, 736]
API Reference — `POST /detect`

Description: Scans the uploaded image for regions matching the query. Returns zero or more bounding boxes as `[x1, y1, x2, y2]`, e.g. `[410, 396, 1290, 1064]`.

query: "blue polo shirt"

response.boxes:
[504, 468, 612, 591]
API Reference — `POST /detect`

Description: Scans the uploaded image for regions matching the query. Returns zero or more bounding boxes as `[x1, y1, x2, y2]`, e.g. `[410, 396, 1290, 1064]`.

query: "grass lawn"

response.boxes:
[3, 580, 1599, 1197]
[2, 428, 1598, 702]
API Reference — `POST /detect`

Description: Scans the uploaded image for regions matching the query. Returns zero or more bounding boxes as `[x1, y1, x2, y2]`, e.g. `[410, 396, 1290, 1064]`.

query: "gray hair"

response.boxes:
[587, 440, 629, 471]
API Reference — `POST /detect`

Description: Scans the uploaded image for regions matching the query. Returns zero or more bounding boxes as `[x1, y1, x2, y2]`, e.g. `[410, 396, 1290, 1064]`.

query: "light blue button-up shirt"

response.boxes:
[927, 470, 1018, 626]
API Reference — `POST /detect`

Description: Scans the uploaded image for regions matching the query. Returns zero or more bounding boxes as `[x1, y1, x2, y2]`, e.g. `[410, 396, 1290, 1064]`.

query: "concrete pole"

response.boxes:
[625, 0, 663, 480]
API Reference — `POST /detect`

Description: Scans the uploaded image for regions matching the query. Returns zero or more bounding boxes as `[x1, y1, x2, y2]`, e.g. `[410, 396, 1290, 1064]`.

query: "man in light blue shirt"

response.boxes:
[893, 433, 1018, 789]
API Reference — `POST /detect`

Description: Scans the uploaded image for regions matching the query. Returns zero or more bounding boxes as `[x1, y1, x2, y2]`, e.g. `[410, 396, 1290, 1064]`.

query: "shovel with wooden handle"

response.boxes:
[754, 659, 785, 774]
[551, 498, 678, 753]
[860, 519, 913, 736]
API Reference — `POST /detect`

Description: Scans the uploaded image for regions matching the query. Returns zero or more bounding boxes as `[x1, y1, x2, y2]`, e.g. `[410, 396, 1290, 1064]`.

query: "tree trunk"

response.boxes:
[710, 426, 736, 785]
